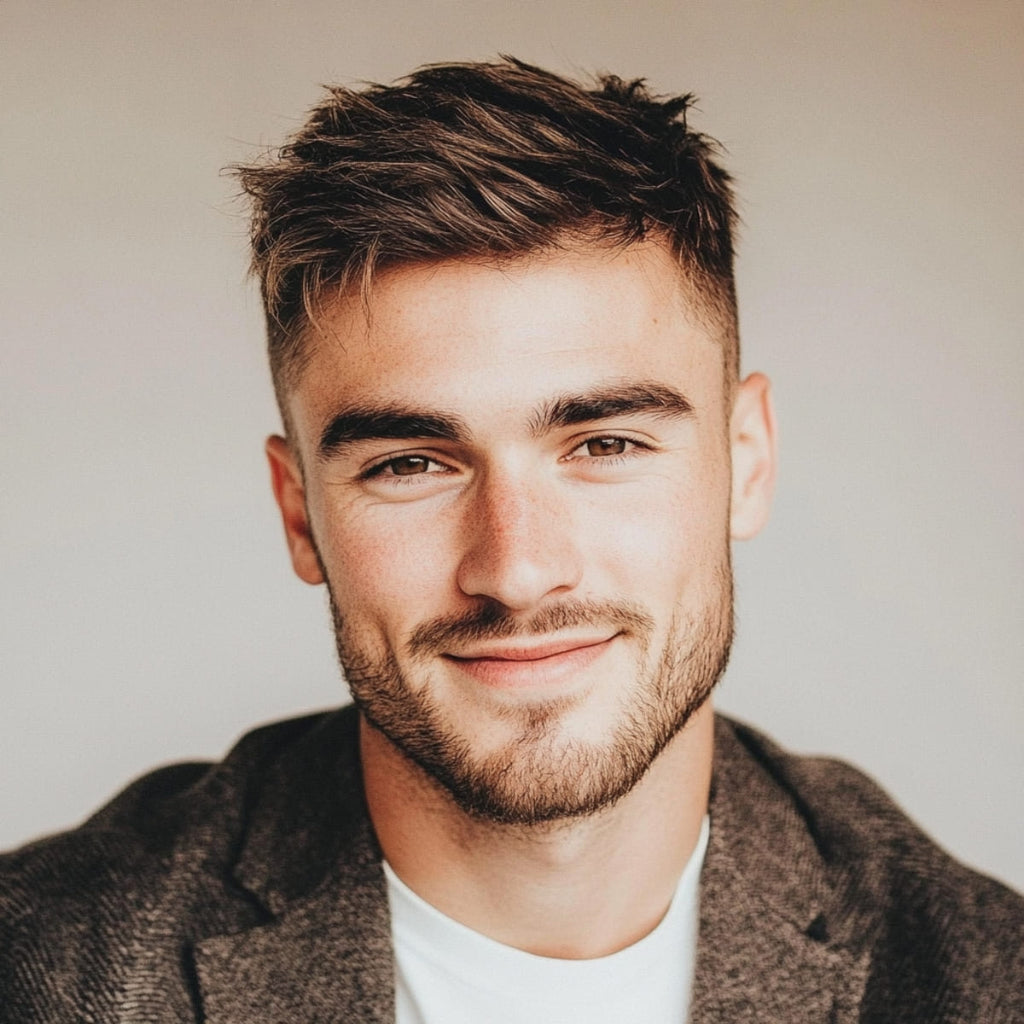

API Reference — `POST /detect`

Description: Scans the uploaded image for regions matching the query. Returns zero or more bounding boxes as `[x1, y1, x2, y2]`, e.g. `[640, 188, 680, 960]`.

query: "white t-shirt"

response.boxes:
[384, 816, 709, 1024]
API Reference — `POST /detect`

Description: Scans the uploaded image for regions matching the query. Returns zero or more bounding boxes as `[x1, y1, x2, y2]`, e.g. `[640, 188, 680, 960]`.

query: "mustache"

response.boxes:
[407, 599, 655, 657]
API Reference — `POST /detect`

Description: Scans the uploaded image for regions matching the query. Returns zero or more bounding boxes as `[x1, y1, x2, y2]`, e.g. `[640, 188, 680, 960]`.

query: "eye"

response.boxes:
[385, 455, 431, 476]
[563, 434, 654, 467]
[583, 436, 629, 457]
[364, 454, 447, 479]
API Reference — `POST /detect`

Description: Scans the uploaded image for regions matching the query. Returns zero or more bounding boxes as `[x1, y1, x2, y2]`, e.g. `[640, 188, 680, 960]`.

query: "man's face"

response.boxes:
[269, 239, 774, 824]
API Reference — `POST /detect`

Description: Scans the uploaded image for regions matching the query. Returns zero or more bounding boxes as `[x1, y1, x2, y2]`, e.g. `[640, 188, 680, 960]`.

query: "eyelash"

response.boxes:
[360, 434, 653, 483]
[361, 454, 452, 481]
[565, 435, 653, 463]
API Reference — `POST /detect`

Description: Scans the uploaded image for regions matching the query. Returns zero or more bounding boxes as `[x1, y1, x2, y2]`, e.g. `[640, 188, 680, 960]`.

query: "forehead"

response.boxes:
[285, 240, 723, 440]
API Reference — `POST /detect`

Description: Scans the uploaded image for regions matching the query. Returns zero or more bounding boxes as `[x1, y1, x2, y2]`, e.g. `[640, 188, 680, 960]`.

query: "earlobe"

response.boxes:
[265, 435, 325, 585]
[729, 373, 777, 541]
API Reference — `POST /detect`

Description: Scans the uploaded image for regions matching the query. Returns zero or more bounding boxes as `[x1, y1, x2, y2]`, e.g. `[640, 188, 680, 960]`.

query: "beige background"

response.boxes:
[2, 1, 1021, 891]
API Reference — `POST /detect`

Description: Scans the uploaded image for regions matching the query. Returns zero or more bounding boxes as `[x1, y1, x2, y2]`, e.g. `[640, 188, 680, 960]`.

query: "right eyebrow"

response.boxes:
[317, 404, 469, 460]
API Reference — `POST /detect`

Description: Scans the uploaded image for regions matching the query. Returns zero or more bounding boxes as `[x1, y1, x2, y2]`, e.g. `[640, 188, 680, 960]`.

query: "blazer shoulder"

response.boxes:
[2, 708, 334, 869]
[716, 715, 1024, 1017]
[0, 709, 341, 1021]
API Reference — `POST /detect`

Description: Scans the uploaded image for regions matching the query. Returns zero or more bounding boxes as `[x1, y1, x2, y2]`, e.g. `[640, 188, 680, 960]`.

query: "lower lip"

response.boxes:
[444, 638, 616, 690]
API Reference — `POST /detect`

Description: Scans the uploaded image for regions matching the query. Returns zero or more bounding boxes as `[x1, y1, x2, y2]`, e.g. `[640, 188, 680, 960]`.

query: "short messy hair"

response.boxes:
[233, 57, 740, 405]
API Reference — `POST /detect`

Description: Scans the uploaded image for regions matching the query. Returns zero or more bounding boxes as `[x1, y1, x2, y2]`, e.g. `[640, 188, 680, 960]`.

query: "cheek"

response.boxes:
[589, 467, 731, 600]
[314, 499, 460, 625]
[602, 497, 712, 577]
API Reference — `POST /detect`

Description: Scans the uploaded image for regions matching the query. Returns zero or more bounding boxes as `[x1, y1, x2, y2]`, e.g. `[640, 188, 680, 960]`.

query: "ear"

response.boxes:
[729, 372, 777, 541]
[265, 435, 324, 585]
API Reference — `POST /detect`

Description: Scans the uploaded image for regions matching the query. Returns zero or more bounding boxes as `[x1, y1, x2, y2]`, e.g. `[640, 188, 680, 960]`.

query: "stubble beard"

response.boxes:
[329, 570, 733, 827]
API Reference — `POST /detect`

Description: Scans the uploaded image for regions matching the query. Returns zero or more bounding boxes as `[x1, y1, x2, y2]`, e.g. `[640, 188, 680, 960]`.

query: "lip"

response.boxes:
[443, 635, 618, 689]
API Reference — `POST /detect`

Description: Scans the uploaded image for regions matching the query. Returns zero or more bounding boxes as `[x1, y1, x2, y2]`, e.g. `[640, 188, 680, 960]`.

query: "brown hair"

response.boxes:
[233, 57, 740, 405]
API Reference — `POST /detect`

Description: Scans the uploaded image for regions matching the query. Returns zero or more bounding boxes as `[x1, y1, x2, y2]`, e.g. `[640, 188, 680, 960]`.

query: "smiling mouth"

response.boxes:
[442, 635, 618, 688]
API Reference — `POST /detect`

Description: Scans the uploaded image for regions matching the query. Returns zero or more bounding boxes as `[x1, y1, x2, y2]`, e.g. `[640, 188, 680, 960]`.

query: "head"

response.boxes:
[235, 59, 775, 825]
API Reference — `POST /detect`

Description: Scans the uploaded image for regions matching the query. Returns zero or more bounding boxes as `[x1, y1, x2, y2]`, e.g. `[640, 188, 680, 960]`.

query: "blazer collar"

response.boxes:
[193, 709, 869, 1022]
[689, 717, 870, 1023]
[193, 706, 395, 1023]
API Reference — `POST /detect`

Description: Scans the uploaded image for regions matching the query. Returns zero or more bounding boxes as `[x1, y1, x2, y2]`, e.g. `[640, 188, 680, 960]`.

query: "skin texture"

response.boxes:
[267, 238, 776, 957]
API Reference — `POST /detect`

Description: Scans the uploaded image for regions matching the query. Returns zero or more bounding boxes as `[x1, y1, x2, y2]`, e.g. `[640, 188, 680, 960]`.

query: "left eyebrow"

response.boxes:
[530, 381, 694, 435]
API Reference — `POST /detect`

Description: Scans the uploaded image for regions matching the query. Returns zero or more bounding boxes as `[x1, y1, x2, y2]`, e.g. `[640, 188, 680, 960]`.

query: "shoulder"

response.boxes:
[0, 707, 356, 1020]
[714, 714, 1024, 1018]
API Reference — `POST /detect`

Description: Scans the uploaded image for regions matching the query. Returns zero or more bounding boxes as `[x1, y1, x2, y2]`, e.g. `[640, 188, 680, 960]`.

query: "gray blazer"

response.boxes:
[2, 708, 1021, 1022]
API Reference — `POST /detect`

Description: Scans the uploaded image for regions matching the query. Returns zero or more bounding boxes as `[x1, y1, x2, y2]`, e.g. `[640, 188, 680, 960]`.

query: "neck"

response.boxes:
[360, 703, 714, 959]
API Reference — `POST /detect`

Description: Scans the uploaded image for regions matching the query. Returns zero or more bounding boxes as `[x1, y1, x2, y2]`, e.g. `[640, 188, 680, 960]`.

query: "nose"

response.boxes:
[455, 468, 584, 612]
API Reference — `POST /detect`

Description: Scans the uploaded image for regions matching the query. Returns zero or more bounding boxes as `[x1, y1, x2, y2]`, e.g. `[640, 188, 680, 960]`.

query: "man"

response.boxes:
[1, 58, 1021, 1023]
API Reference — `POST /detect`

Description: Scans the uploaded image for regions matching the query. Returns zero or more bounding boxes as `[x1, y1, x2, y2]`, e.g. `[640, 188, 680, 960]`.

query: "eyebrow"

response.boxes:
[318, 405, 468, 459]
[317, 380, 694, 460]
[530, 381, 694, 434]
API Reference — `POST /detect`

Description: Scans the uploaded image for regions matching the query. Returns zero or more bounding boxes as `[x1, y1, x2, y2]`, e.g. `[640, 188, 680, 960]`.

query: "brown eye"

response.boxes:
[388, 456, 432, 476]
[586, 437, 628, 457]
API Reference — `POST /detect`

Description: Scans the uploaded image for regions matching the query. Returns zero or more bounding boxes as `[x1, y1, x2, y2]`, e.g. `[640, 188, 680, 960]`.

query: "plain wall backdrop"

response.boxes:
[2, 1, 1021, 891]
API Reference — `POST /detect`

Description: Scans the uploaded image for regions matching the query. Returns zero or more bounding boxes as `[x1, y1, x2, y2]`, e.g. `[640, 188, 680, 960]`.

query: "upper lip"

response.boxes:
[444, 635, 616, 662]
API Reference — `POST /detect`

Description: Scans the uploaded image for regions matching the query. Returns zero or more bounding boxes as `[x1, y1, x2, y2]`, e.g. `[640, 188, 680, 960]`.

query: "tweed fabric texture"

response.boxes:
[1, 708, 1021, 1022]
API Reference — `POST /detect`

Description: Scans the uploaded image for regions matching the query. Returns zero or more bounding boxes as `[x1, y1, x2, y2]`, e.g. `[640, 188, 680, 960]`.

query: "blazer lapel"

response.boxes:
[689, 718, 870, 1024]
[193, 865, 394, 1023]
[192, 707, 396, 1023]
